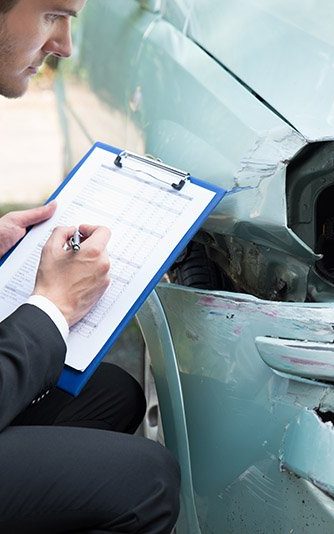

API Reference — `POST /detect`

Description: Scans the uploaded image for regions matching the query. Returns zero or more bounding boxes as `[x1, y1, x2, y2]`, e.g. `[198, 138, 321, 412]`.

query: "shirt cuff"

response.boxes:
[26, 295, 69, 342]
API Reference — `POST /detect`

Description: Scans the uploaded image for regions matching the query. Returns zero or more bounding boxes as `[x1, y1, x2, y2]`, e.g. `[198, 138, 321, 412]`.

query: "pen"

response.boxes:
[70, 229, 81, 252]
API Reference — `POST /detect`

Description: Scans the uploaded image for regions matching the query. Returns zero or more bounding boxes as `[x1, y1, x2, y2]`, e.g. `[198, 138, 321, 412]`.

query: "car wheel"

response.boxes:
[170, 241, 230, 290]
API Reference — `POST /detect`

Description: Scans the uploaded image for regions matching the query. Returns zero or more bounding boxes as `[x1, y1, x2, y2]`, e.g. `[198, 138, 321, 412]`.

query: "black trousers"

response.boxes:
[0, 363, 180, 533]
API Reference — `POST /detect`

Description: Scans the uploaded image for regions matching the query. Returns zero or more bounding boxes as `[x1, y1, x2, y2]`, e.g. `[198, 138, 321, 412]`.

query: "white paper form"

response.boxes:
[0, 147, 216, 371]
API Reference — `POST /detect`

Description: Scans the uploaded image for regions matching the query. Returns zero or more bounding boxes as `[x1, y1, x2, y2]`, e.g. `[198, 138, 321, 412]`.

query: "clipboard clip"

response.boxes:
[114, 151, 190, 191]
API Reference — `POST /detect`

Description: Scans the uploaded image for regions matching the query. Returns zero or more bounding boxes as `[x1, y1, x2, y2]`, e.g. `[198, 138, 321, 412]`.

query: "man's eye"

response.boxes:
[45, 14, 60, 23]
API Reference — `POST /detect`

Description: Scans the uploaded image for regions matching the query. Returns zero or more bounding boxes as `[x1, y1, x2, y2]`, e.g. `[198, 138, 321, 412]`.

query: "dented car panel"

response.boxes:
[55, 0, 334, 531]
[138, 285, 334, 532]
[281, 408, 334, 497]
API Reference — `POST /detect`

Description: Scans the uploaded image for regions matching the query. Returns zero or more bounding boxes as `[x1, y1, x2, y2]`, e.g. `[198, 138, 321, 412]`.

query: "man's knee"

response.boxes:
[0, 426, 180, 534]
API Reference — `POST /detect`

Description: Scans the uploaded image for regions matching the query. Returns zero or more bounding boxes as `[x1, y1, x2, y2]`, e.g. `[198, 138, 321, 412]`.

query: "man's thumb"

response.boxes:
[17, 201, 57, 228]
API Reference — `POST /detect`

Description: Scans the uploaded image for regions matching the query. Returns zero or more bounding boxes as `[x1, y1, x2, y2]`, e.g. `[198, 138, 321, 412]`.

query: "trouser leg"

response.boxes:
[11, 363, 146, 433]
[5, 363, 180, 532]
[0, 425, 180, 533]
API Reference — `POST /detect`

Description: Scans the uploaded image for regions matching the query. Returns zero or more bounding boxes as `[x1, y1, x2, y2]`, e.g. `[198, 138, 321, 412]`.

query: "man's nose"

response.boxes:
[42, 20, 73, 59]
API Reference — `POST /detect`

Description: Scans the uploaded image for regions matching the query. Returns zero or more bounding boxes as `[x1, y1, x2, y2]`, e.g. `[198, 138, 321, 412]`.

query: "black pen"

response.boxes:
[70, 229, 81, 252]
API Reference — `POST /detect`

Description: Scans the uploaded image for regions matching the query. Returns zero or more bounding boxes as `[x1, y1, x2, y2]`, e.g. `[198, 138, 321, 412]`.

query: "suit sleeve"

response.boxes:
[0, 303, 66, 431]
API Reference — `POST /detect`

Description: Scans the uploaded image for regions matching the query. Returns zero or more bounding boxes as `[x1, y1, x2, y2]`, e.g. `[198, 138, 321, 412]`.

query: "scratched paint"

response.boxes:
[197, 292, 334, 341]
[140, 283, 334, 533]
[203, 127, 311, 241]
[234, 127, 306, 188]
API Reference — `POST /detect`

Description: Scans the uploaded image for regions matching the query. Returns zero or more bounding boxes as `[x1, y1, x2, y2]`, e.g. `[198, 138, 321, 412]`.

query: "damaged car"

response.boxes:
[54, 0, 334, 532]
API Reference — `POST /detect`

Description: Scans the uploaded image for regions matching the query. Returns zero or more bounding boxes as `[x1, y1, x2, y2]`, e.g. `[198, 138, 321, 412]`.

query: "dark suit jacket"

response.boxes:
[0, 304, 66, 431]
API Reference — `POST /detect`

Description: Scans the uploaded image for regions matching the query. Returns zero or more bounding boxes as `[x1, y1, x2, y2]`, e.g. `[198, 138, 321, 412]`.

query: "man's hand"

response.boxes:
[0, 202, 56, 258]
[33, 225, 111, 327]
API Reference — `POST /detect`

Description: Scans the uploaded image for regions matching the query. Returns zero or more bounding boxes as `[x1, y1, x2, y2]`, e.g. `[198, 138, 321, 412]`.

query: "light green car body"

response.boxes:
[55, 1, 334, 532]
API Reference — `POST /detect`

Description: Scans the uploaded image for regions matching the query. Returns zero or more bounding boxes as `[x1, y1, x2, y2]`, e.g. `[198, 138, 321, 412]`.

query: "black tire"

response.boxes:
[170, 242, 230, 290]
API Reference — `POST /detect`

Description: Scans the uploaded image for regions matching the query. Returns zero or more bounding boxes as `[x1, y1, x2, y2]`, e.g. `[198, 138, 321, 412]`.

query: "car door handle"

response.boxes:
[255, 336, 334, 381]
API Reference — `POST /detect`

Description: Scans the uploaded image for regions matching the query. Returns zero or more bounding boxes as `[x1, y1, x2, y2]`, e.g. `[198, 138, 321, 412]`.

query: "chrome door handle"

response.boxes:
[256, 336, 334, 381]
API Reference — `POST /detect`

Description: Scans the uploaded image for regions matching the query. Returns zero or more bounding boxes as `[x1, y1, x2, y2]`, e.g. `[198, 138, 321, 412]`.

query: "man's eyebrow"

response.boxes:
[49, 7, 78, 17]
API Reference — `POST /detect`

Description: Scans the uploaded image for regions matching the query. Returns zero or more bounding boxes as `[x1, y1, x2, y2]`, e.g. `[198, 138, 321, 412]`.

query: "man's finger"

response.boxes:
[13, 201, 57, 228]
[46, 226, 77, 248]
[79, 225, 111, 249]
[78, 224, 99, 237]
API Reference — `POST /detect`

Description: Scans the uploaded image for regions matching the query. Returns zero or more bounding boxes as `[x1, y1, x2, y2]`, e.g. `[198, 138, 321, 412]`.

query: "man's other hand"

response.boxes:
[33, 225, 111, 327]
[0, 202, 56, 258]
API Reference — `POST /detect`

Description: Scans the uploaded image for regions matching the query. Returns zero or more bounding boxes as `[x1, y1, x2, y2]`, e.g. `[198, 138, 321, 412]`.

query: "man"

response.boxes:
[0, 1, 180, 532]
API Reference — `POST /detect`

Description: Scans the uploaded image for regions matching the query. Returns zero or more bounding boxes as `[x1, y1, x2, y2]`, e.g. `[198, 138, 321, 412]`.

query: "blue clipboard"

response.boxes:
[21, 142, 226, 396]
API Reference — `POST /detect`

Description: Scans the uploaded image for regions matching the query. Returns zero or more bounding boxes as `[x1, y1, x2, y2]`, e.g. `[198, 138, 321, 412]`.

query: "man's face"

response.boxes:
[0, 0, 85, 98]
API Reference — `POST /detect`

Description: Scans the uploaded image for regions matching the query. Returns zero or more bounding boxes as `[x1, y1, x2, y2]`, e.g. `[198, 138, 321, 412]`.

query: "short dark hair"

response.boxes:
[0, 0, 18, 13]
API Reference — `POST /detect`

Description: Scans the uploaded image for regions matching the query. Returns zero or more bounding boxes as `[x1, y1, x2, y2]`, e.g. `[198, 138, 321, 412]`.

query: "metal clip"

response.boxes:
[114, 151, 189, 191]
